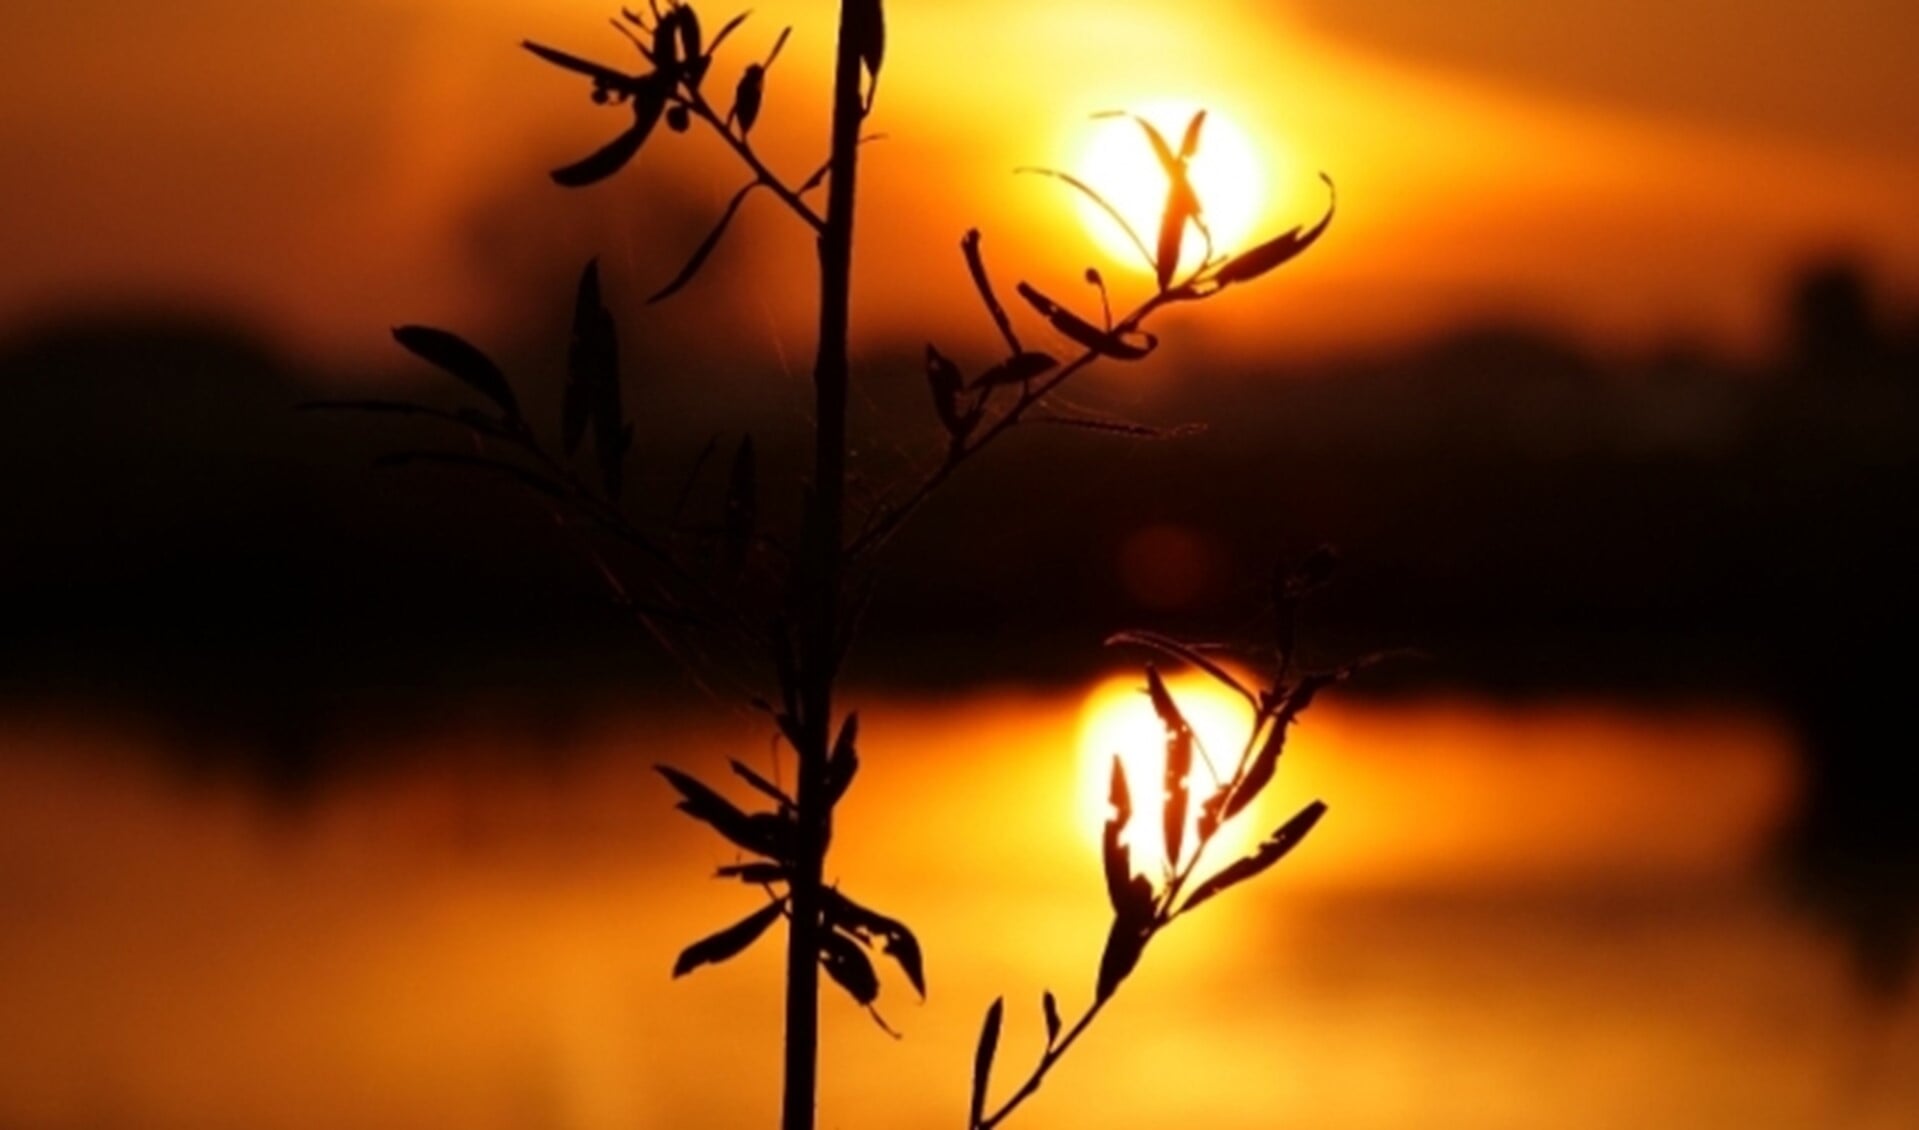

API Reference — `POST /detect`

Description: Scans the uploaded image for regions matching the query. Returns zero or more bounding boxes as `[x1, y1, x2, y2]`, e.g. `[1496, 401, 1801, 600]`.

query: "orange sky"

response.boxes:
[6, 1, 1918, 367]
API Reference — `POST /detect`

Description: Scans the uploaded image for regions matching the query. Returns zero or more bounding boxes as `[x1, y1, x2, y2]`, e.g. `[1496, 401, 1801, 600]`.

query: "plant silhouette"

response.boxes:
[314, 2, 1341, 1126]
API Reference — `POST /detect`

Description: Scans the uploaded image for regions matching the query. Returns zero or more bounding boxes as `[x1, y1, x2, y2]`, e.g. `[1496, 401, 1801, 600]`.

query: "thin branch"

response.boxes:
[683, 94, 825, 231]
[850, 291, 1174, 558]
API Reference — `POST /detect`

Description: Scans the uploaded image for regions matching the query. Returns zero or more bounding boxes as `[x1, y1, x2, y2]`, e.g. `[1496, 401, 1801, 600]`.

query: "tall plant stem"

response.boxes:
[782, 3, 867, 1129]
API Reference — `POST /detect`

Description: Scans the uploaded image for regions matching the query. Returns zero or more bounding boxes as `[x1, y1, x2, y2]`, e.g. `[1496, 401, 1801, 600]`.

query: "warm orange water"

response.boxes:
[2, 689, 1914, 1129]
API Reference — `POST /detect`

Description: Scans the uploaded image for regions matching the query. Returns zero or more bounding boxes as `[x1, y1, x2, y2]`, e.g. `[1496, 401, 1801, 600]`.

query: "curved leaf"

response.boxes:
[1213, 174, 1336, 288]
[1146, 665, 1194, 869]
[1016, 166, 1154, 273]
[1181, 800, 1327, 916]
[969, 997, 1004, 1129]
[715, 862, 788, 885]
[823, 887, 924, 998]
[820, 929, 880, 1006]
[656, 765, 789, 859]
[1101, 755, 1133, 914]
[672, 900, 783, 977]
[650, 181, 760, 303]
[960, 229, 1021, 354]
[391, 326, 519, 419]
[826, 713, 860, 806]
[1015, 282, 1156, 361]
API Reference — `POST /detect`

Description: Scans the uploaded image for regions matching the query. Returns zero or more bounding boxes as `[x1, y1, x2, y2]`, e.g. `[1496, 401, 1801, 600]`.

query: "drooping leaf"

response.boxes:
[391, 326, 519, 419]
[1101, 755, 1133, 914]
[925, 344, 976, 440]
[823, 887, 924, 998]
[1015, 166, 1155, 272]
[656, 765, 788, 859]
[732, 64, 766, 133]
[969, 997, 1004, 1129]
[716, 861, 788, 885]
[971, 350, 1058, 390]
[820, 928, 880, 1006]
[1015, 282, 1156, 361]
[1042, 990, 1062, 1046]
[1212, 174, 1336, 288]
[549, 77, 668, 187]
[1180, 800, 1328, 916]
[960, 229, 1021, 354]
[1145, 665, 1194, 869]
[729, 759, 793, 810]
[722, 435, 757, 572]
[847, 0, 885, 105]
[551, 117, 647, 187]
[826, 713, 860, 806]
[650, 181, 760, 303]
[672, 900, 783, 977]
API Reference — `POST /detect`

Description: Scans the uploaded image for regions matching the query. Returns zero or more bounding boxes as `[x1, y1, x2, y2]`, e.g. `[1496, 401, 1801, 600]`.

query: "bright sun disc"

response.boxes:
[1072, 102, 1269, 278]
[1076, 668, 1266, 867]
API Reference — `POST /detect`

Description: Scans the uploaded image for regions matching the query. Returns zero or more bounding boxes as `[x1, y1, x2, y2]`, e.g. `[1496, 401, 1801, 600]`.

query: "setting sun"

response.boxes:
[1069, 102, 1270, 279]
[1076, 667, 1266, 868]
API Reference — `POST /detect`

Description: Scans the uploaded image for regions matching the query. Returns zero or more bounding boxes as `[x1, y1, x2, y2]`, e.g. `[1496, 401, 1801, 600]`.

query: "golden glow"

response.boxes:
[1075, 667, 1265, 868]
[1069, 102, 1270, 278]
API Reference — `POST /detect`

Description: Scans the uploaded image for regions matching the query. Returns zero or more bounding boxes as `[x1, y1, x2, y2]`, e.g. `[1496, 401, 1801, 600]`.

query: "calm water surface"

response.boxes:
[2, 684, 1913, 1129]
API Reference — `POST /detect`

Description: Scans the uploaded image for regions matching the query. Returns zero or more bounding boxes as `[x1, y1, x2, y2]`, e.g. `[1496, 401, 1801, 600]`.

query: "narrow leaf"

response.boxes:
[826, 713, 860, 806]
[706, 10, 750, 56]
[1101, 755, 1133, 914]
[1213, 174, 1336, 288]
[672, 900, 783, 977]
[391, 326, 519, 418]
[1146, 666, 1194, 869]
[1224, 673, 1333, 822]
[522, 40, 636, 88]
[551, 119, 649, 187]
[960, 229, 1021, 354]
[729, 759, 794, 810]
[1015, 282, 1156, 361]
[656, 765, 787, 859]
[969, 997, 1004, 1129]
[1181, 800, 1328, 915]
[716, 862, 788, 884]
[1105, 630, 1256, 707]
[650, 182, 761, 302]
[1016, 166, 1155, 272]
[1042, 990, 1062, 1046]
